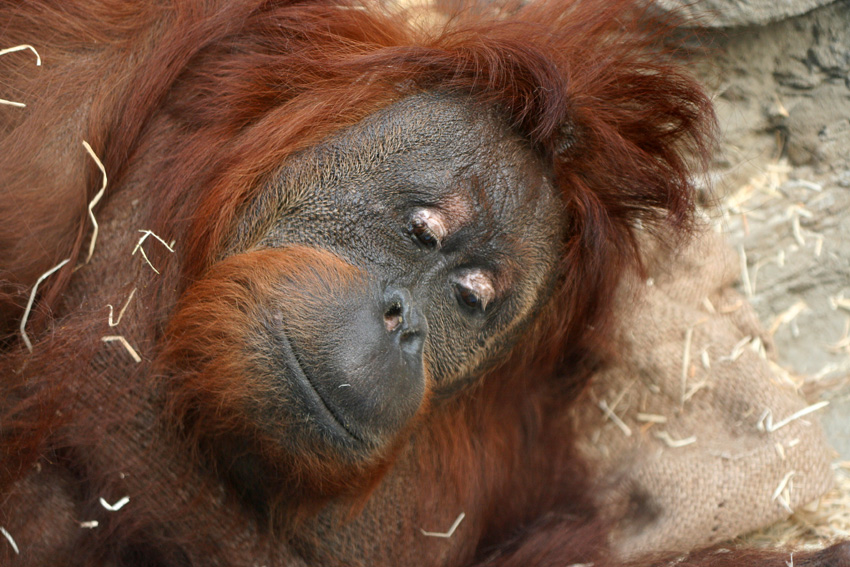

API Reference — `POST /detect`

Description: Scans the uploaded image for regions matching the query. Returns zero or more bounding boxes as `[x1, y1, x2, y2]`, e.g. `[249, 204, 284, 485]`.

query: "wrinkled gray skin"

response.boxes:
[222, 93, 564, 464]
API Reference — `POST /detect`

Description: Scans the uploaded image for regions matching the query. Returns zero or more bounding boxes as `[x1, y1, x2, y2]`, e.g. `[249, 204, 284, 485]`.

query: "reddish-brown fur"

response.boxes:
[1, 0, 847, 566]
[162, 247, 410, 507]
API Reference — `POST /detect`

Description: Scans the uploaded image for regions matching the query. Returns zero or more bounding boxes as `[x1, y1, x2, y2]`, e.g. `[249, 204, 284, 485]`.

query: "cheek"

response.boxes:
[159, 250, 309, 439]
[422, 276, 556, 392]
[419, 303, 486, 388]
[161, 246, 431, 474]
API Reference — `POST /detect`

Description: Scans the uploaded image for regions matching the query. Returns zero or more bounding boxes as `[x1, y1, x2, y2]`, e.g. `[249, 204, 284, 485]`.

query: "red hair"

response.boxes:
[0, 0, 713, 514]
[0, 0, 713, 340]
[159, 0, 715, 376]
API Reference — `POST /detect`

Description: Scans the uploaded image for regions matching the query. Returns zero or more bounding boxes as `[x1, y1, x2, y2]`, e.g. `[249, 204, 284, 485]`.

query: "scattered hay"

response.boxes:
[132, 229, 175, 274]
[101, 336, 141, 363]
[82, 141, 107, 264]
[768, 301, 808, 337]
[20, 258, 71, 352]
[420, 512, 465, 538]
[756, 401, 830, 434]
[830, 293, 850, 314]
[741, 463, 850, 549]
[107, 288, 137, 327]
[0, 526, 19, 555]
[653, 431, 697, 448]
[99, 496, 130, 512]
[0, 98, 27, 109]
[718, 336, 752, 363]
[636, 413, 668, 424]
[0, 44, 41, 65]
[0, 44, 41, 108]
[598, 399, 632, 437]
[719, 158, 850, 550]
[772, 471, 797, 514]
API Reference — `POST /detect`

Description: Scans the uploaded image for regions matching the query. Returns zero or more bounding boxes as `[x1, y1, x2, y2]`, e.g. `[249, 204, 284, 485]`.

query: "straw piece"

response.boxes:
[82, 141, 107, 264]
[0, 44, 42, 107]
[20, 258, 70, 352]
[420, 512, 465, 538]
[101, 336, 142, 363]
[99, 496, 130, 512]
[0, 526, 19, 555]
[0, 44, 41, 65]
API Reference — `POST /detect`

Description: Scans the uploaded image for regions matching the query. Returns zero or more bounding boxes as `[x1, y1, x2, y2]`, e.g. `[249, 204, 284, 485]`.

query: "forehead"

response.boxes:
[240, 92, 563, 276]
[287, 94, 562, 251]
[326, 93, 554, 211]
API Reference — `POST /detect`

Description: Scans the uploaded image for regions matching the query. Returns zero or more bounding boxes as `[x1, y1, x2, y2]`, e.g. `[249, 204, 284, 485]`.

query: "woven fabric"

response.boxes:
[572, 230, 834, 558]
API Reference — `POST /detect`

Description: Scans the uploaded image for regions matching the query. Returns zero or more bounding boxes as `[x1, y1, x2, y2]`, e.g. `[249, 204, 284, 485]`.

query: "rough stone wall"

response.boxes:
[699, 0, 850, 174]
[681, 0, 850, 458]
[659, 0, 838, 27]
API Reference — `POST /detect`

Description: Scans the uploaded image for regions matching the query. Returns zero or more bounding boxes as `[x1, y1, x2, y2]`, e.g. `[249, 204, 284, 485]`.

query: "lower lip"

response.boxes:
[275, 330, 362, 445]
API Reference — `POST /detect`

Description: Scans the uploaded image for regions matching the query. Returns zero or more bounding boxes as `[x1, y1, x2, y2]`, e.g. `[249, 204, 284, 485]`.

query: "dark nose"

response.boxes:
[382, 286, 427, 355]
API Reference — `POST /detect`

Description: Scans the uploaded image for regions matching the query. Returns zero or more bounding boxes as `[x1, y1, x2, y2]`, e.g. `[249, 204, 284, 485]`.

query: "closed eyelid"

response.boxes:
[412, 190, 477, 232]
[456, 270, 496, 309]
[410, 209, 448, 246]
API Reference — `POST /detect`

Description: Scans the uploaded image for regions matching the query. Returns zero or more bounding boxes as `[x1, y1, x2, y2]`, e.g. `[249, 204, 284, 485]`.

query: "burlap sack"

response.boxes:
[572, 229, 835, 559]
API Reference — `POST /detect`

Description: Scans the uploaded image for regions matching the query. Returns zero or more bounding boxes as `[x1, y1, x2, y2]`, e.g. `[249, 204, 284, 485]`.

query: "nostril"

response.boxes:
[400, 326, 419, 341]
[384, 302, 403, 333]
[383, 286, 427, 346]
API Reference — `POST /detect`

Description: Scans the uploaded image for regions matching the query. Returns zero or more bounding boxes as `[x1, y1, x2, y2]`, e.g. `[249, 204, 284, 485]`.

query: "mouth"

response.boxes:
[275, 330, 363, 446]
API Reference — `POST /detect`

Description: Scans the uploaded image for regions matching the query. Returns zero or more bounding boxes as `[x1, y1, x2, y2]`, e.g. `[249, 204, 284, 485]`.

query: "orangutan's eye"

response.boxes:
[454, 270, 495, 312]
[408, 209, 446, 250]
